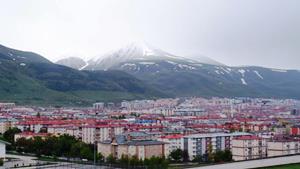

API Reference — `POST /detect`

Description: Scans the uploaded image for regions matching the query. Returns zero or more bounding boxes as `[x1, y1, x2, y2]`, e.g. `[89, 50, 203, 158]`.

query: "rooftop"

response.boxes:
[234, 135, 263, 140]
[184, 132, 252, 138]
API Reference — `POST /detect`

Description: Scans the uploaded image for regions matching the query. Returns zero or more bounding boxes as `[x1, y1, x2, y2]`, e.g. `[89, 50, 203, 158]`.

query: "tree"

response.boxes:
[80, 145, 93, 160]
[148, 156, 159, 169]
[14, 134, 95, 161]
[97, 153, 104, 162]
[32, 136, 44, 157]
[106, 154, 116, 164]
[147, 156, 168, 169]
[214, 150, 224, 163]
[3, 127, 21, 143]
[36, 112, 41, 118]
[56, 134, 77, 157]
[15, 137, 29, 153]
[169, 149, 183, 162]
[193, 155, 203, 163]
[129, 155, 140, 167]
[45, 136, 59, 156]
[223, 149, 232, 162]
[207, 143, 214, 163]
[119, 155, 129, 166]
[3, 127, 21, 149]
[70, 142, 82, 158]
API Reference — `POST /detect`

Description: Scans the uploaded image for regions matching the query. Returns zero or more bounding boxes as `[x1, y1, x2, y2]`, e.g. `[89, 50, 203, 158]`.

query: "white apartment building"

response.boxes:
[174, 108, 206, 116]
[158, 134, 183, 157]
[183, 132, 251, 160]
[93, 102, 105, 110]
[47, 125, 82, 139]
[268, 139, 300, 157]
[82, 125, 125, 144]
[232, 136, 267, 161]
[151, 108, 174, 116]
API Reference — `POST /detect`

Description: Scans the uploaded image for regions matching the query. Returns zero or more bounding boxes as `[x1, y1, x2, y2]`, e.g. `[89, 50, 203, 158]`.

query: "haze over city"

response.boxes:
[1, 0, 300, 69]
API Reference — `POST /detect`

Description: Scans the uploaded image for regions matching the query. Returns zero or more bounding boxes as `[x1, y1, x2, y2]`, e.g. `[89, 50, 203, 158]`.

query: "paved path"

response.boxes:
[16, 163, 114, 169]
[5, 154, 117, 169]
[192, 155, 300, 169]
[5, 154, 41, 168]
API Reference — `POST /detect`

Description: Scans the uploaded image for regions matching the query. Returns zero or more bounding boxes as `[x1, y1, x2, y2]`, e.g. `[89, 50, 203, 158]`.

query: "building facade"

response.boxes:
[82, 125, 124, 144]
[183, 132, 251, 160]
[98, 135, 167, 160]
[232, 136, 267, 161]
[267, 139, 300, 157]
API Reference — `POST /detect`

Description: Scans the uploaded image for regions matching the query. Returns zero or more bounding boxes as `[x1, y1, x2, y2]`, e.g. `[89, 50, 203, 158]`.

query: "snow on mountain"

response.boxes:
[271, 68, 288, 73]
[84, 42, 197, 71]
[56, 57, 87, 70]
[53, 43, 294, 92]
[238, 69, 246, 77]
[241, 78, 247, 85]
[254, 70, 264, 79]
[187, 55, 225, 66]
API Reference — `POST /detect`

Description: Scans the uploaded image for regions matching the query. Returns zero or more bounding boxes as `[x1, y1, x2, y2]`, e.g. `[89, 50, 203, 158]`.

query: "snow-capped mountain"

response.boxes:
[54, 42, 300, 99]
[56, 57, 87, 70]
[84, 42, 201, 71]
[58, 42, 226, 72]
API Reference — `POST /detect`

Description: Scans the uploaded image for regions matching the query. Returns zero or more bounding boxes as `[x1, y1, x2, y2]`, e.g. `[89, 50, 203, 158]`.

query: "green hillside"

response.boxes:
[0, 45, 165, 106]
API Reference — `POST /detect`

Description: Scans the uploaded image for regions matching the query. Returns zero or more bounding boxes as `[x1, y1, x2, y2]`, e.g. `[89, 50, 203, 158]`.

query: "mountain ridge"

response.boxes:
[0, 43, 166, 106]
[2, 42, 300, 105]
[66, 42, 300, 99]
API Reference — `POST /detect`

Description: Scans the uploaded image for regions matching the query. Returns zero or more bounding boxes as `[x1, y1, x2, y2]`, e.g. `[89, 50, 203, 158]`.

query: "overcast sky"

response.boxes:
[0, 0, 300, 69]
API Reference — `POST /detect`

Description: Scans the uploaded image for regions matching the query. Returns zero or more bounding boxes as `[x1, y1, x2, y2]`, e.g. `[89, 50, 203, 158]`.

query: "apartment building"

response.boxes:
[0, 118, 17, 134]
[267, 137, 300, 157]
[232, 136, 267, 161]
[82, 125, 125, 144]
[183, 132, 251, 160]
[159, 134, 183, 157]
[47, 125, 82, 139]
[98, 134, 167, 160]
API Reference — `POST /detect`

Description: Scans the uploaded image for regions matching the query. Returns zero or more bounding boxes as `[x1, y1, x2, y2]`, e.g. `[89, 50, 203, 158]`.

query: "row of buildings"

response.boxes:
[0, 97, 300, 162]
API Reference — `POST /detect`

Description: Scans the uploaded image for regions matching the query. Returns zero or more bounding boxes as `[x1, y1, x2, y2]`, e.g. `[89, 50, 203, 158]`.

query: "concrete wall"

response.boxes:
[0, 143, 5, 158]
[97, 143, 111, 158]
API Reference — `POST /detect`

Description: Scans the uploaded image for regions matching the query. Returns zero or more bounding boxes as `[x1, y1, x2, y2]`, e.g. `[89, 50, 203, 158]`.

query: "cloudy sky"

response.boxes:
[0, 0, 300, 69]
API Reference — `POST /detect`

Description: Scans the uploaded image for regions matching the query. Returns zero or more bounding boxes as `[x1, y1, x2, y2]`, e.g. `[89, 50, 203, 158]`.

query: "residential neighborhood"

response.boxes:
[0, 97, 300, 168]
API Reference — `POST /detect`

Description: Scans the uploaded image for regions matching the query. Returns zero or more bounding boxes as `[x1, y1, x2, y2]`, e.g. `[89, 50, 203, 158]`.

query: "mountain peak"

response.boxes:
[56, 56, 87, 69]
[85, 42, 184, 70]
[124, 41, 155, 56]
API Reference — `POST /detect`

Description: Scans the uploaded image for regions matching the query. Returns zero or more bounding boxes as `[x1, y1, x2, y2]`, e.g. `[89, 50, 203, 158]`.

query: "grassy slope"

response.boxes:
[69, 90, 152, 103]
[0, 60, 163, 106]
[0, 44, 166, 106]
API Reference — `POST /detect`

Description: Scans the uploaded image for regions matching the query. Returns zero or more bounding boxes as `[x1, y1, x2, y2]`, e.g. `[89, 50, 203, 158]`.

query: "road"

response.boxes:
[4, 154, 118, 169]
[192, 155, 300, 169]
